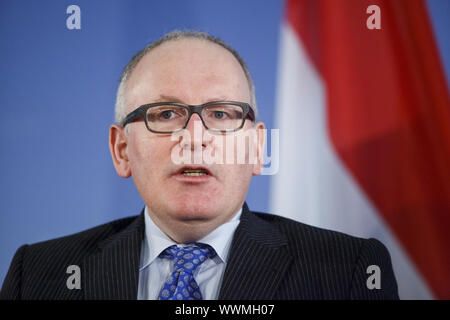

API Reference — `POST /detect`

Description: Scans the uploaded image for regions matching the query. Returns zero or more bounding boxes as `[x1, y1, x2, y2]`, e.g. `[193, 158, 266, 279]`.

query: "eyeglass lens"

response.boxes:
[145, 103, 245, 132]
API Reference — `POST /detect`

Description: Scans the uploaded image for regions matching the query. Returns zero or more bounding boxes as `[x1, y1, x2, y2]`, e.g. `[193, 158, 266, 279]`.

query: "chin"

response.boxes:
[168, 198, 219, 221]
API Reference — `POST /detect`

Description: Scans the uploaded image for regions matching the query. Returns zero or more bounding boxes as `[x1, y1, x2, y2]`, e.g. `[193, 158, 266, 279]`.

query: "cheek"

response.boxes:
[210, 132, 256, 165]
[220, 164, 253, 192]
[127, 134, 172, 176]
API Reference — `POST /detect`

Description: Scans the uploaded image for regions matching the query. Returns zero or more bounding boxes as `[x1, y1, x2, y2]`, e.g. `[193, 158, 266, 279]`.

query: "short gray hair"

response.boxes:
[114, 30, 257, 125]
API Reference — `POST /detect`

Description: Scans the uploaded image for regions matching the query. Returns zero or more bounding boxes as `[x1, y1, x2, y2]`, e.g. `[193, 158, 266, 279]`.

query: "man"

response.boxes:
[1, 30, 399, 300]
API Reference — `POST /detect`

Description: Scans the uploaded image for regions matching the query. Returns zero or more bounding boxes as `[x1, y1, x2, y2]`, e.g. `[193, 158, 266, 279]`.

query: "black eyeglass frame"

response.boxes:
[121, 101, 256, 133]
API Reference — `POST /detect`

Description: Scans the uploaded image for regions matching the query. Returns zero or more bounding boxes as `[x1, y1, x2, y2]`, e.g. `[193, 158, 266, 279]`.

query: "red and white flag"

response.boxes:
[271, 0, 450, 299]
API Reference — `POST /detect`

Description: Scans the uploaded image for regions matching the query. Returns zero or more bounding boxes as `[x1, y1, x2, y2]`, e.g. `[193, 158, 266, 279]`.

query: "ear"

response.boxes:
[109, 124, 131, 178]
[252, 122, 266, 176]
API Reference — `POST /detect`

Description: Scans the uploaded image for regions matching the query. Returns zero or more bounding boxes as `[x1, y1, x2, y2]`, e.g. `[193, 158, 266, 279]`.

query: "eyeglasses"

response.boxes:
[121, 101, 255, 133]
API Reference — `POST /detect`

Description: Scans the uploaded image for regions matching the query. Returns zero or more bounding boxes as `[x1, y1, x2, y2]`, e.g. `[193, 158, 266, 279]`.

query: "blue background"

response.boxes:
[0, 0, 448, 284]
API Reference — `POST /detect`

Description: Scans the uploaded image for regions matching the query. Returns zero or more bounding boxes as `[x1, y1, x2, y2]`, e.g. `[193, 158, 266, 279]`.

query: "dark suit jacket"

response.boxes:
[1, 203, 399, 299]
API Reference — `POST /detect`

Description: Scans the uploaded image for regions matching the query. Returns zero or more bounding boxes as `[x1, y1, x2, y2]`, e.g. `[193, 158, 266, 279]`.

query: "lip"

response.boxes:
[174, 166, 213, 176]
[172, 166, 214, 184]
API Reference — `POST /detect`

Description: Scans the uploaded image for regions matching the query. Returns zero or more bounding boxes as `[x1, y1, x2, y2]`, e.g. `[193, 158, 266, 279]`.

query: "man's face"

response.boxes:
[110, 39, 265, 242]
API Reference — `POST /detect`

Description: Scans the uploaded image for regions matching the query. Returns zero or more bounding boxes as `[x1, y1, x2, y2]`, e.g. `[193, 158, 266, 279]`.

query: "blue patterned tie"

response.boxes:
[158, 243, 215, 300]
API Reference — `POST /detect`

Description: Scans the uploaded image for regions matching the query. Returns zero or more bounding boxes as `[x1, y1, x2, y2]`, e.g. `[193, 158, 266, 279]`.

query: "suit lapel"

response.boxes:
[219, 203, 292, 299]
[80, 204, 291, 300]
[83, 213, 145, 300]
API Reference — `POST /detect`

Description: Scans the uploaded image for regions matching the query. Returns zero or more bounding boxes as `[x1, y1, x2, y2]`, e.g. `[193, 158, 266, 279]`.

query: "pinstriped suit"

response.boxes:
[0, 203, 399, 299]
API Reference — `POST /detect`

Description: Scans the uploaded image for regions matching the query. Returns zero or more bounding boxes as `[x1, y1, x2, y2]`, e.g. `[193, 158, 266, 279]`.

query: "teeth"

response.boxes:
[181, 168, 208, 176]
[182, 172, 207, 176]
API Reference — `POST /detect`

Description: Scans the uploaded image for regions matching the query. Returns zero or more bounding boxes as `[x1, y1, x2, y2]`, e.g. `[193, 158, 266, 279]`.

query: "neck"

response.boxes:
[146, 207, 241, 243]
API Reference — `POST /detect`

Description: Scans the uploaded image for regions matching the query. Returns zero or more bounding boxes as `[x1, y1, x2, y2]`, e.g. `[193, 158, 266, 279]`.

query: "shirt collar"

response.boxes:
[140, 206, 242, 271]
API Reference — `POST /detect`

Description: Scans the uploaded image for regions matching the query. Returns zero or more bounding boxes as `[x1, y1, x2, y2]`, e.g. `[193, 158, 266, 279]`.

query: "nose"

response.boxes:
[184, 112, 203, 131]
[180, 112, 212, 151]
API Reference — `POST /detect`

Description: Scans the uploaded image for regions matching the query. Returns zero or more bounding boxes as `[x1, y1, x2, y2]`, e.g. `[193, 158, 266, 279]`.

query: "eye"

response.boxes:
[160, 110, 174, 120]
[213, 111, 228, 119]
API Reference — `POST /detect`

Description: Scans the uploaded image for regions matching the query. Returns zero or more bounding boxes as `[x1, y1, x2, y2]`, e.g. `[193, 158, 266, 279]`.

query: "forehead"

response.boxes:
[125, 38, 250, 108]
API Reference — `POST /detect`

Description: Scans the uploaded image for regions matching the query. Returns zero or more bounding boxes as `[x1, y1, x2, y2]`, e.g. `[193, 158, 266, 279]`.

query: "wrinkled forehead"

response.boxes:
[125, 39, 251, 109]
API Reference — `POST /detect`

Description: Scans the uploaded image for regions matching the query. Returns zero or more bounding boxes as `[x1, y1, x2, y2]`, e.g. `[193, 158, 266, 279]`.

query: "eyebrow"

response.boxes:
[152, 94, 231, 104]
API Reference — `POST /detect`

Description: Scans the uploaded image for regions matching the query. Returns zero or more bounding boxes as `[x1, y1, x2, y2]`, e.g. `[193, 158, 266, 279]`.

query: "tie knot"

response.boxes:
[158, 243, 215, 300]
[161, 243, 216, 274]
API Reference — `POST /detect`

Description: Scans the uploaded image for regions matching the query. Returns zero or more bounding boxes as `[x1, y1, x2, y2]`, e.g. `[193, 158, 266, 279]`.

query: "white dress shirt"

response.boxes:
[137, 206, 242, 300]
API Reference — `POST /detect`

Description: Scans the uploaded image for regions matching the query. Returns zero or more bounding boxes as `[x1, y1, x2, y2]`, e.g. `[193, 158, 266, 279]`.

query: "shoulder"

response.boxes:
[251, 211, 368, 252]
[1, 215, 141, 299]
[7, 215, 140, 280]
[249, 211, 392, 273]
[250, 211, 398, 299]
[25, 215, 140, 257]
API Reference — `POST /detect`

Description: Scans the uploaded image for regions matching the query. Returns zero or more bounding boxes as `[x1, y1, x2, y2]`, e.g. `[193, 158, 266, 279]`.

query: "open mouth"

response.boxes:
[178, 167, 211, 177]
